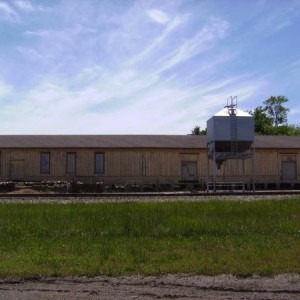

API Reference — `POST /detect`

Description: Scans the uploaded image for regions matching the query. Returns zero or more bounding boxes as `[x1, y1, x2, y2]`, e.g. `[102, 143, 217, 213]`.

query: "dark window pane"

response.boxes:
[95, 153, 105, 174]
[67, 153, 76, 174]
[40, 152, 50, 174]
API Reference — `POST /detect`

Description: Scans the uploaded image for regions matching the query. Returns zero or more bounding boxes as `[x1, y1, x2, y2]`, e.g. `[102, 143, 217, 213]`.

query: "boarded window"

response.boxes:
[94, 152, 105, 174]
[40, 152, 50, 174]
[281, 161, 297, 180]
[181, 161, 198, 181]
[66, 152, 76, 174]
[10, 160, 25, 180]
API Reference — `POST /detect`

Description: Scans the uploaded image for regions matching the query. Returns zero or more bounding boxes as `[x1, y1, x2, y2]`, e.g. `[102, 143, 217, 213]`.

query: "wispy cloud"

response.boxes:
[156, 17, 229, 73]
[13, 0, 34, 12]
[0, 0, 299, 134]
[147, 9, 170, 24]
[24, 24, 97, 38]
[250, 1, 300, 36]
[17, 46, 44, 62]
[0, 79, 12, 100]
[0, 1, 19, 22]
[0, 62, 265, 134]
[128, 14, 187, 66]
[286, 60, 300, 75]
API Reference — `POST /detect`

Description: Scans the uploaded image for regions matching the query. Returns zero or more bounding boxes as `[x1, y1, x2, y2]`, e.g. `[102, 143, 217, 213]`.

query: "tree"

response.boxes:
[250, 96, 300, 135]
[263, 96, 289, 127]
[249, 106, 274, 135]
[274, 124, 300, 136]
[191, 125, 206, 135]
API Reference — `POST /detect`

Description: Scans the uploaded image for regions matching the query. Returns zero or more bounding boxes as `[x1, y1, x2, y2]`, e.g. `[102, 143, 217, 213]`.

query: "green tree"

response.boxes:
[263, 96, 289, 127]
[191, 125, 206, 135]
[250, 96, 299, 135]
[274, 124, 300, 136]
[249, 106, 274, 135]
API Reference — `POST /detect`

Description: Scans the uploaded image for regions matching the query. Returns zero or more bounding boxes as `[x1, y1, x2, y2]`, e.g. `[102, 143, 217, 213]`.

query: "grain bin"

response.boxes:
[206, 97, 255, 191]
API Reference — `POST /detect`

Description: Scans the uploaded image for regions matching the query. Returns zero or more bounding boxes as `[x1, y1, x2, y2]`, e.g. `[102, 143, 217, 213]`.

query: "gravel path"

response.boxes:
[0, 192, 299, 203]
[0, 274, 299, 299]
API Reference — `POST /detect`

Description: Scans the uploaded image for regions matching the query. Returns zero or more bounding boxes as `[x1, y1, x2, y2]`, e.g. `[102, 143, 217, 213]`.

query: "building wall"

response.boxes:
[207, 148, 299, 186]
[0, 147, 299, 186]
[0, 148, 205, 185]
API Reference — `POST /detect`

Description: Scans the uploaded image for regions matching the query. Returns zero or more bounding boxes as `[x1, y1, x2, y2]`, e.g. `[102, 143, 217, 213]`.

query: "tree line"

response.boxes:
[191, 96, 300, 136]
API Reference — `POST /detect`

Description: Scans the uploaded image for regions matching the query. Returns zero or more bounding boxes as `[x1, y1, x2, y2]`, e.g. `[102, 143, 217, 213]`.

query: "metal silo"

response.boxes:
[206, 97, 255, 192]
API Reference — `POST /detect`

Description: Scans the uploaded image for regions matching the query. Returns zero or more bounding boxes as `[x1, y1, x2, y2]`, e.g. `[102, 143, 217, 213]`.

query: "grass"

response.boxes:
[0, 199, 299, 278]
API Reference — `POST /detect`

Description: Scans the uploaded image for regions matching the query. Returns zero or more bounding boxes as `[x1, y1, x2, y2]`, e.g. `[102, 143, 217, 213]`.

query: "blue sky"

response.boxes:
[0, 0, 299, 134]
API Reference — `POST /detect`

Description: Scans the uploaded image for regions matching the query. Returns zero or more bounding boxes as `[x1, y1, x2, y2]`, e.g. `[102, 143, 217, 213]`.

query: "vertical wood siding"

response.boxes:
[0, 148, 298, 184]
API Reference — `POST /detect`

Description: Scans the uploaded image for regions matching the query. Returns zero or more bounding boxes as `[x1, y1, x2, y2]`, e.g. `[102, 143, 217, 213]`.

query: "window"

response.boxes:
[40, 152, 50, 174]
[94, 152, 105, 174]
[66, 152, 76, 174]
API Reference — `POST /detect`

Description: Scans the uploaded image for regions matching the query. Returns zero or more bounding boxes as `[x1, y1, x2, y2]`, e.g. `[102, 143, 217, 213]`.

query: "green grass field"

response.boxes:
[0, 199, 299, 278]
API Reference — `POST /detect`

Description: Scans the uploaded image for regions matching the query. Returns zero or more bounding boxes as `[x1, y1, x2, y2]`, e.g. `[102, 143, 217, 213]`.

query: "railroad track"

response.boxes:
[0, 190, 300, 202]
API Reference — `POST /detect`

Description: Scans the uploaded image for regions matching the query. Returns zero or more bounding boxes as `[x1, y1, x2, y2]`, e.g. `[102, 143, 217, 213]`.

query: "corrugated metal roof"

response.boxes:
[0, 135, 299, 149]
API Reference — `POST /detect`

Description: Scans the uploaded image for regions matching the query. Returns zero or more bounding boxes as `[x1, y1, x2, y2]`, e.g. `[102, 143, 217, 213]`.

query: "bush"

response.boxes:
[0, 182, 15, 193]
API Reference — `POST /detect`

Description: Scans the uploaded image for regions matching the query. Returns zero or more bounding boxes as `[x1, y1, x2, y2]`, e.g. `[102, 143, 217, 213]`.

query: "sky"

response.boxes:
[0, 0, 299, 135]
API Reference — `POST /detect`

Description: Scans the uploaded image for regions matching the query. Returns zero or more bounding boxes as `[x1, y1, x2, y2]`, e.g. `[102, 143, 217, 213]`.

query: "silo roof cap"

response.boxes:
[214, 107, 252, 117]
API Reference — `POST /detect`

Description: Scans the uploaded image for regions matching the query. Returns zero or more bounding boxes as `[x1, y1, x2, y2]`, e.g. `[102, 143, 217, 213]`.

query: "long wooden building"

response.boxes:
[0, 135, 299, 189]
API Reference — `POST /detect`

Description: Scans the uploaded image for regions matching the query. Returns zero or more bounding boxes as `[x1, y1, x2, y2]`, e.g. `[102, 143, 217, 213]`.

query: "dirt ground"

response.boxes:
[0, 274, 299, 300]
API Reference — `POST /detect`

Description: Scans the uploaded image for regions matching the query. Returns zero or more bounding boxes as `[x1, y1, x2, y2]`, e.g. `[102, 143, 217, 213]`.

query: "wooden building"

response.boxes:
[0, 135, 299, 189]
